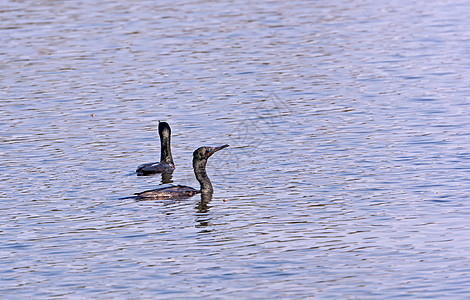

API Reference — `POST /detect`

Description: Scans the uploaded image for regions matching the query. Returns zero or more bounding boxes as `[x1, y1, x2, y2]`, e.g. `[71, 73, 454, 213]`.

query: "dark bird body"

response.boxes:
[133, 144, 228, 200]
[136, 121, 175, 176]
[134, 185, 200, 200]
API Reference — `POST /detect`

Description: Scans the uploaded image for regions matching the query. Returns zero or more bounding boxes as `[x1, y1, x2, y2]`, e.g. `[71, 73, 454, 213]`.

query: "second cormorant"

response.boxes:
[136, 121, 175, 176]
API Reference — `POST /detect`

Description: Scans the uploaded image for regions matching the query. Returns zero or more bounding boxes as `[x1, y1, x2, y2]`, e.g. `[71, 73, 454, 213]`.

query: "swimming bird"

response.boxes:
[133, 144, 228, 200]
[136, 121, 175, 176]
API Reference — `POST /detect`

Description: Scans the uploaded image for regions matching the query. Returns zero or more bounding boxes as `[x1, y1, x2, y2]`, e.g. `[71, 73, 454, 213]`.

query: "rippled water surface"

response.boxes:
[2, 0, 470, 298]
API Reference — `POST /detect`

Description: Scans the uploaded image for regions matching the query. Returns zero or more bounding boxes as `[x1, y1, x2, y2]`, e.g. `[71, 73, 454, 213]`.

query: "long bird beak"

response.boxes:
[205, 144, 229, 158]
[213, 144, 229, 153]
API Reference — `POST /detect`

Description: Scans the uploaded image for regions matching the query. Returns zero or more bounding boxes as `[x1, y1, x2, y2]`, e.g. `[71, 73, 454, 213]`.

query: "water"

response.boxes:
[1, 0, 470, 298]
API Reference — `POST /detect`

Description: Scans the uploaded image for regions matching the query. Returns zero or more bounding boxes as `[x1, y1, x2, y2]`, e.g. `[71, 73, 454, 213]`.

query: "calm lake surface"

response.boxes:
[1, 0, 470, 298]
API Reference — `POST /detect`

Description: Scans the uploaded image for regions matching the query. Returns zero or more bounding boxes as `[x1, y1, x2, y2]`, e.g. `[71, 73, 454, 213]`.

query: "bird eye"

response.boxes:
[208, 149, 212, 152]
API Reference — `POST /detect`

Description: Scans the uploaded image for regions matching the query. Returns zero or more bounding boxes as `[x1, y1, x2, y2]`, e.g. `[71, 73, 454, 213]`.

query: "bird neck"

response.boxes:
[193, 158, 213, 193]
[197, 191, 213, 212]
[160, 131, 174, 165]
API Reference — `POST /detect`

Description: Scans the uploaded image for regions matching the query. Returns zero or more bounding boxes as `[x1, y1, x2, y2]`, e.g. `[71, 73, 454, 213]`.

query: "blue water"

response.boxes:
[1, 0, 470, 298]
